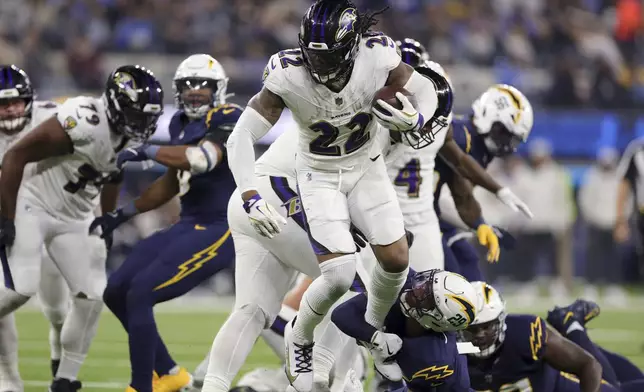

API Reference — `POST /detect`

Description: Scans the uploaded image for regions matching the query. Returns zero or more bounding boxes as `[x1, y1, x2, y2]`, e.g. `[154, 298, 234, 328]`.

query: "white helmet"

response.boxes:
[173, 54, 229, 120]
[471, 84, 533, 156]
[458, 281, 507, 358]
[400, 269, 479, 332]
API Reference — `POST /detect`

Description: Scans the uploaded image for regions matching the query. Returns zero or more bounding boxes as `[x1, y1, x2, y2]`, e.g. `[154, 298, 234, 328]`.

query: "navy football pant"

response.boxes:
[599, 347, 644, 383]
[103, 219, 234, 392]
[443, 234, 483, 282]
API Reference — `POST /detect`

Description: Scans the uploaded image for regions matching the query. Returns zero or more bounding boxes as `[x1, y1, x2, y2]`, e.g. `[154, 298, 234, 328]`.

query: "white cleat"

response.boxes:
[284, 318, 314, 392]
[366, 331, 403, 382]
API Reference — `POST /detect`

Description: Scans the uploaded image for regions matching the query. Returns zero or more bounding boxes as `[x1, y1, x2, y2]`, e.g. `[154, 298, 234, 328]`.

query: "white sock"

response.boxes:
[57, 297, 102, 380]
[0, 314, 22, 391]
[202, 304, 268, 392]
[291, 254, 356, 343]
[193, 356, 209, 384]
[261, 304, 296, 362]
[330, 341, 359, 392]
[365, 262, 409, 329]
[41, 306, 67, 361]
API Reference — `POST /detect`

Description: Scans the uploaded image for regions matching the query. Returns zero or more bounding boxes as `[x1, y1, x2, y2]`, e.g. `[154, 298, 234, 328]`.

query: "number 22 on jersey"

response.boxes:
[309, 113, 372, 156]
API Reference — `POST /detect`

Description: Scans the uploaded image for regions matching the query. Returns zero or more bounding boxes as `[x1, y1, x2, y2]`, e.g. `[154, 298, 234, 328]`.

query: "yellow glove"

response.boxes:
[476, 223, 500, 262]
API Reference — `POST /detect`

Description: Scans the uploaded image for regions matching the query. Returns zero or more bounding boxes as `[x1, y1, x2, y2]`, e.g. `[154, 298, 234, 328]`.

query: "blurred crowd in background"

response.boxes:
[1, 0, 643, 107]
[1, 0, 643, 302]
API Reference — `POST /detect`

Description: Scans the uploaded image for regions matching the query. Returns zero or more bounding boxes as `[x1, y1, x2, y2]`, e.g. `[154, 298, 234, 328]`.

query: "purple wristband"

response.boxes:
[243, 194, 261, 213]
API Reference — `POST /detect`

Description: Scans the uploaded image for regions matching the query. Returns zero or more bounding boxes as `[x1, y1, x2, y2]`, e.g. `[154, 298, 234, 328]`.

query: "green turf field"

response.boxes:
[14, 304, 644, 391]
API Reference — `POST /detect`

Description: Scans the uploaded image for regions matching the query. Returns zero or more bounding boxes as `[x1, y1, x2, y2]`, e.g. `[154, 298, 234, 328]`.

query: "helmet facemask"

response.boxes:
[399, 270, 451, 331]
[299, 34, 360, 88]
[174, 77, 226, 120]
[484, 121, 523, 157]
[0, 97, 32, 134]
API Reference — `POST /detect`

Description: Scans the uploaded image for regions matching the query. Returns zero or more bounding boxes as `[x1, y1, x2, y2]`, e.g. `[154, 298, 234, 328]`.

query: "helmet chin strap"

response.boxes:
[483, 137, 498, 155]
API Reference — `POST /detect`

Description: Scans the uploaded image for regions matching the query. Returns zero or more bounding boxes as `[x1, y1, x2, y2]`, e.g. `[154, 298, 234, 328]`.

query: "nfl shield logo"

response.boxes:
[335, 97, 343, 106]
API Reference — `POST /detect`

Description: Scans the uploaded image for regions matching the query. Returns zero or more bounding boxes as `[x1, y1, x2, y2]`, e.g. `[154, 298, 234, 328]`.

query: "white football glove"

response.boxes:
[243, 194, 287, 238]
[496, 187, 534, 219]
[372, 92, 424, 133]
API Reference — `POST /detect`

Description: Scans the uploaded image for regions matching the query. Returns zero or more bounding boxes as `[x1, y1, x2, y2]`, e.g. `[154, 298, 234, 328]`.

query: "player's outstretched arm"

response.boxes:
[542, 325, 603, 392]
[89, 169, 179, 240]
[439, 129, 533, 218]
[446, 170, 500, 262]
[228, 88, 284, 200]
[120, 143, 223, 173]
[227, 88, 287, 238]
[0, 117, 73, 220]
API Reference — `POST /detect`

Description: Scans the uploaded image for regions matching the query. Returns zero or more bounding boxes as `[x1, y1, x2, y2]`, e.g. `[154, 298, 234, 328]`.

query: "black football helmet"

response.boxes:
[0, 65, 34, 134]
[103, 65, 164, 142]
[396, 38, 429, 68]
[299, 0, 362, 84]
[404, 62, 453, 149]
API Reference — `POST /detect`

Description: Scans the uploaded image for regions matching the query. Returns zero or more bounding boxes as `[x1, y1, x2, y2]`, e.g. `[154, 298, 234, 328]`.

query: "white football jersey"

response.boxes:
[385, 126, 448, 226]
[262, 34, 401, 171]
[0, 100, 59, 164]
[21, 96, 125, 221]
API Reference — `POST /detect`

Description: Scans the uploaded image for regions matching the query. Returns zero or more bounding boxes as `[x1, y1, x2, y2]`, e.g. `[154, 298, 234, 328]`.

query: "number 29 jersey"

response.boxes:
[262, 33, 401, 171]
[22, 96, 125, 221]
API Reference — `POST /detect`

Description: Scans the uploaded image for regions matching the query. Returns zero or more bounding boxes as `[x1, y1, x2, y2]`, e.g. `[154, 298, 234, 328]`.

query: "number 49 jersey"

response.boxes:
[262, 33, 401, 171]
[22, 96, 125, 221]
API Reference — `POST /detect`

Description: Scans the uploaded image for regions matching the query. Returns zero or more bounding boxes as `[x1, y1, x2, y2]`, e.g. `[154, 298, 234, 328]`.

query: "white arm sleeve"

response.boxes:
[226, 106, 273, 193]
[403, 70, 439, 127]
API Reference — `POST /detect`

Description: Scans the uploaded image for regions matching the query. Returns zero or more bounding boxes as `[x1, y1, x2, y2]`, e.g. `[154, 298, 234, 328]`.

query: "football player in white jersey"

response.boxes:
[0, 65, 70, 392]
[0, 65, 164, 392]
[387, 39, 534, 271]
[225, 2, 456, 390]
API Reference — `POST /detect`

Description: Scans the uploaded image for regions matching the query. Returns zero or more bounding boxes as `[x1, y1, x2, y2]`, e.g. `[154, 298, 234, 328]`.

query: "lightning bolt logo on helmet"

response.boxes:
[113, 72, 139, 102]
[335, 8, 357, 42]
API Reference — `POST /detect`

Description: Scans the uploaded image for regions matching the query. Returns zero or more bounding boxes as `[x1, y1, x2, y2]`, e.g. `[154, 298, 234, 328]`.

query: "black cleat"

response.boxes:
[547, 299, 601, 333]
[48, 378, 82, 392]
[51, 359, 61, 378]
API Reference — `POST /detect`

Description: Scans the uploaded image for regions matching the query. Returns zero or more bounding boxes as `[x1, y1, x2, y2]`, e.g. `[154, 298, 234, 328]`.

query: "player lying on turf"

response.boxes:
[0, 65, 71, 392]
[461, 282, 644, 392]
[332, 269, 480, 392]
[88, 54, 240, 392]
[0, 65, 163, 392]
[546, 299, 644, 390]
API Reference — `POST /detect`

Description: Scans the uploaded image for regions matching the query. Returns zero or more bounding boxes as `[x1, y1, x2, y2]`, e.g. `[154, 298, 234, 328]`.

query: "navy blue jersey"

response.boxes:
[168, 104, 242, 222]
[434, 115, 494, 217]
[467, 314, 559, 392]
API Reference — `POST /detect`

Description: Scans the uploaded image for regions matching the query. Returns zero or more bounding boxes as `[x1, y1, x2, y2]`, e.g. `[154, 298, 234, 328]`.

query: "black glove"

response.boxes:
[0, 217, 15, 248]
[89, 209, 132, 251]
[350, 224, 368, 250]
[493, 226, 516, 250]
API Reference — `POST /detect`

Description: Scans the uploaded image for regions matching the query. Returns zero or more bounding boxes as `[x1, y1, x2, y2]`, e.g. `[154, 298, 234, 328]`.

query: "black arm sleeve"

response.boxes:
[331, 294, 377, 343]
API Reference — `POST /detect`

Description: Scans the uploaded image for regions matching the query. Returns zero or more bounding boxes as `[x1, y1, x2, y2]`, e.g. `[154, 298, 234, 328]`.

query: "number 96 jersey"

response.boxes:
[22, 96, 124, 221]
[262, 33, 401, 171]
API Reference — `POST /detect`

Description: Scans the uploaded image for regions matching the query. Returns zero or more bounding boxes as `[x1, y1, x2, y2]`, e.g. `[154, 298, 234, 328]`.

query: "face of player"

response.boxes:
[181, 87, 213, 110]
[461, 319, 500, 353]
[0, 98, 28, 134]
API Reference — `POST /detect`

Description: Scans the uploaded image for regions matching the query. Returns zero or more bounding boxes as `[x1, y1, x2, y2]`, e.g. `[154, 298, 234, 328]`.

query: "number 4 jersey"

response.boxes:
[21, 96, 125, 221]
[262, 33, 401, 171]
